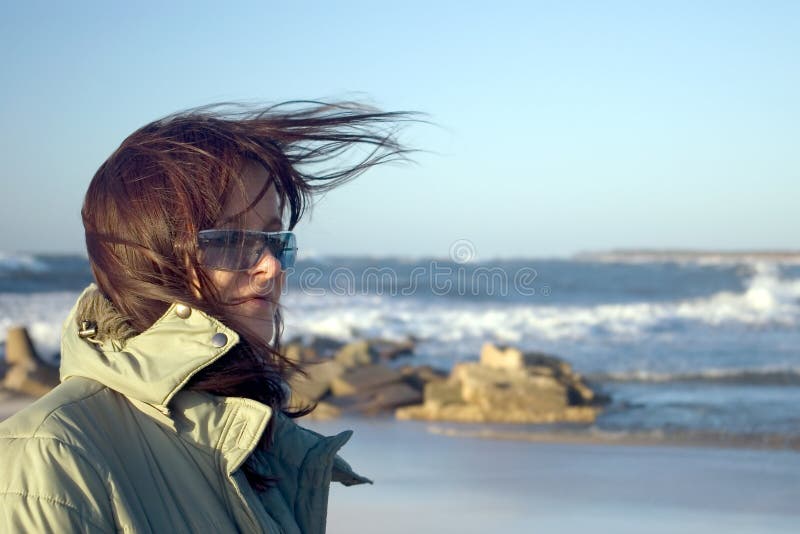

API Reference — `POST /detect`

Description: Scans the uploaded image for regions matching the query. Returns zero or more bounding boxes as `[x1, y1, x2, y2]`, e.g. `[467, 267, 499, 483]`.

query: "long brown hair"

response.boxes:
[82, 101, 417, 489]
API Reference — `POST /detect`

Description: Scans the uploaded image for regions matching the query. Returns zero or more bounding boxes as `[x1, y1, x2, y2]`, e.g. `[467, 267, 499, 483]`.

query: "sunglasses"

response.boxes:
[197, 229, 297, 271]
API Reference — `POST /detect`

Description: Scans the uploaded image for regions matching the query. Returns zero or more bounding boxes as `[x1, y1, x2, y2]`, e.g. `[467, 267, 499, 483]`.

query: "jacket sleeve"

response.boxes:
[0, 436, 115, 533]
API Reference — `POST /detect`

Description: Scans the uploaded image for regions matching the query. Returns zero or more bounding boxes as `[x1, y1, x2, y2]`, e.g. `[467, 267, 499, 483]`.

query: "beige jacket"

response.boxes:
[0, 285, 368, 533]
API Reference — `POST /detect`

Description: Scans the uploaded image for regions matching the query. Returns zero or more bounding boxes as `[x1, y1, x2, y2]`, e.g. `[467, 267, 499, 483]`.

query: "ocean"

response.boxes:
[2, 251, 799, 447]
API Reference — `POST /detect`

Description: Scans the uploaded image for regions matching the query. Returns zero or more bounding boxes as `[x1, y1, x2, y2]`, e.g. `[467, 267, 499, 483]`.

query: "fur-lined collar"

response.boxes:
[72, 285, 138, 343]
[60, 284, 240, 407]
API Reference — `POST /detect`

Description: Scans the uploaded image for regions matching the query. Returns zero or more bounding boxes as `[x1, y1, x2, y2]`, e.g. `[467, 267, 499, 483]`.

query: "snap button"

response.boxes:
[175, 304, 192, 319]
[211, 333, 228, 347]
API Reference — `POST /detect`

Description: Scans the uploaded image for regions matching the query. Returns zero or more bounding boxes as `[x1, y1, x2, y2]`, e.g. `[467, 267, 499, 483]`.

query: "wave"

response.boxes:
[0, 252, 49, 274]
[587, 368, 800, 386]
[567, 262, 800, 329]
[2, 262, 799, 374]
[283, 262, 800, 343]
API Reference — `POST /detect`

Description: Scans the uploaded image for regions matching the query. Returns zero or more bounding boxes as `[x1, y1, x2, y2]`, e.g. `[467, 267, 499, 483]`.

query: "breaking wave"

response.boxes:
[0, 252, 49, 275]
[283, 262, 800, 345]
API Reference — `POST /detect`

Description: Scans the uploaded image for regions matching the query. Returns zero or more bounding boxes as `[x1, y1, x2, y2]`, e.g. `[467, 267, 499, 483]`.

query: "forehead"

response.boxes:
[219, 160, 282, 228]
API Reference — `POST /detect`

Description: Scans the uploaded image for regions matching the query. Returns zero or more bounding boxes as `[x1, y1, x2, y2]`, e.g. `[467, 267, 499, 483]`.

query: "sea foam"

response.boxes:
[0, 252, 50, 275]
[282, 261, 799, 343]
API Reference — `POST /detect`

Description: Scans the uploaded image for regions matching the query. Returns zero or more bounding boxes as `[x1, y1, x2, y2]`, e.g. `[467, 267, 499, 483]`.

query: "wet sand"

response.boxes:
[307, 416, 800, 534]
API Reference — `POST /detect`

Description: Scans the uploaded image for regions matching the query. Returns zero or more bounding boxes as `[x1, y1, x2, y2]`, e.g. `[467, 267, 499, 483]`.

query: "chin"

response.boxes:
[242, 317, 275, 345]
[236, 297, 276, 317]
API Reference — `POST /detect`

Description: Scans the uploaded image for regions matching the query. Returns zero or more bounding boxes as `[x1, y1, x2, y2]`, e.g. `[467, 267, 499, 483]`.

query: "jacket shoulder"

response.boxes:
[0, 376, 108, 440]
[0, 377, 116, 532]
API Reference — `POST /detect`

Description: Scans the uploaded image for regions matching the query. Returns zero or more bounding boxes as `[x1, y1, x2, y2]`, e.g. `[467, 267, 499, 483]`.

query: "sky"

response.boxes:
[1, 1, 798, 259]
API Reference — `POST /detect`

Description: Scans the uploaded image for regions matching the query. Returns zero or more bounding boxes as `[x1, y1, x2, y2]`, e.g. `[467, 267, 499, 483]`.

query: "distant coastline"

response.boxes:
[575, 249, 800, 263]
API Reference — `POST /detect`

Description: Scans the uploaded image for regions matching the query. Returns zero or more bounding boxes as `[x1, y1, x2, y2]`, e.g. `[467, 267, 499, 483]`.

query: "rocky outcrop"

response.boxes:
[1, 325, 606, 426]
[285, 337, 427, 419]
[287, 339, 606, 423]
[395, 343, 605, 424]
[3, 327, 59, 397]
[283, 336, 415, 369]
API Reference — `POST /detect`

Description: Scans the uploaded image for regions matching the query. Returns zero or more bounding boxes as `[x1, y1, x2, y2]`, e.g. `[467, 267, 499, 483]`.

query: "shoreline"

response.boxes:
[424, 423, 800, 453]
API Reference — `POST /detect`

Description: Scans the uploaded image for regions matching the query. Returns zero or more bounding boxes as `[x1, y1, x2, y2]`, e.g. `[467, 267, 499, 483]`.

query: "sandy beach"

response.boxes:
[307, 416, 800, 534]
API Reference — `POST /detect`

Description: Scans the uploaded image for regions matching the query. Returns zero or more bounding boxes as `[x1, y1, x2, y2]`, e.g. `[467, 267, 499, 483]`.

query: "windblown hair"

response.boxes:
[82, 101, 417, 490]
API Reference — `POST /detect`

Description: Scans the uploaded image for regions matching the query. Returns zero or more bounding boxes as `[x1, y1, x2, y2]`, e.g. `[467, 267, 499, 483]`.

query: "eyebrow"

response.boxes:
[263, 216, 283, 231]
[217, 215, 283, 231]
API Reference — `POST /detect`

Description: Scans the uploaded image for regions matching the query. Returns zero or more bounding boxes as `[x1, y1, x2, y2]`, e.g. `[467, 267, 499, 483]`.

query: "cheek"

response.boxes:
[249, 274, 284, 299]
[205, 263, 284, 302]
[208, 270, 239, 298]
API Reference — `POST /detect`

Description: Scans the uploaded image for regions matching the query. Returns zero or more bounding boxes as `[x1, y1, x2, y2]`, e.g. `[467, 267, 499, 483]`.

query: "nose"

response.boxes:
[247, 250, 283, 297]
[249, 249, 282, 279]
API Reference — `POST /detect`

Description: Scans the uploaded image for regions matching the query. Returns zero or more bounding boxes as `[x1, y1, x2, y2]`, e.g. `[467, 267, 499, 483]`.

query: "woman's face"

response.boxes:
[205, 161, 285, 344]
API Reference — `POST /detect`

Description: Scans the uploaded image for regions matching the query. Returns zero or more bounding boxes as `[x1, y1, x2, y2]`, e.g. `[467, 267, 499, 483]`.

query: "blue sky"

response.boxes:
[1, 1, 797, 258]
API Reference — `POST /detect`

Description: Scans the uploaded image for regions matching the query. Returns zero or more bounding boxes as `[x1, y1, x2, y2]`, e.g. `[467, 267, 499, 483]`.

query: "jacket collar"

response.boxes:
[59, 284, 266, 471]
[59, 285, 369, 486]
[60, 284, 241, 408]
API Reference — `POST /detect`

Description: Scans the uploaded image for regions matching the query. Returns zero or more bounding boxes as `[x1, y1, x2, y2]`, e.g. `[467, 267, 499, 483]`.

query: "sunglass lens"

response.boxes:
[281, 233, 297, 269]
[198, 231, 241, 270]
[199, 230, 296, 270]
[270, 232, 296, 270]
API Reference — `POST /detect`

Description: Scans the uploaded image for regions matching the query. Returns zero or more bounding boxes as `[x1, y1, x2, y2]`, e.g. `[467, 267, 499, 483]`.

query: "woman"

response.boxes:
[0, 102, 415, 532]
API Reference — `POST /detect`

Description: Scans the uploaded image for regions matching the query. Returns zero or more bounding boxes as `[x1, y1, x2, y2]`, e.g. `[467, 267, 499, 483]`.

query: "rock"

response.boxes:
[283, 342, 305, 364]
[284, 336, 346, 364]
[330, 364, 404, 396]
[396, 344, 606, 424]
[396, 402, 599, 423]
[525, 353, 573, 377]
[283, 341, 316, 364]
[423, 380, 463, 407]
[526, 365, 556, 377]
[308, 336, 346, 359]
[286, 361, 443, 419]
[289, 360, 345, 402]
[355, 383, 423, 415]
[3, 327, 59, 397]
[328, 382, 423, 415]
[561, 406, 600, 423]
[396, 403, 485, 423]
[480, 343, 596, 404]
[334, 340, 377, 369]
[479, 343, 527, 371]
[368, 338, 415, 361]
[300, 401, 342, 421]
[286, 337, 412, 369]
[6, 327, 40, 368]
[3, 366, 56, 397]
[567, 380, 596, 404]
[453, 362, 568, 414]
[400, 365, 447, 391]
[480, 343, 571, 375]
[285, 339, 605, 423]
